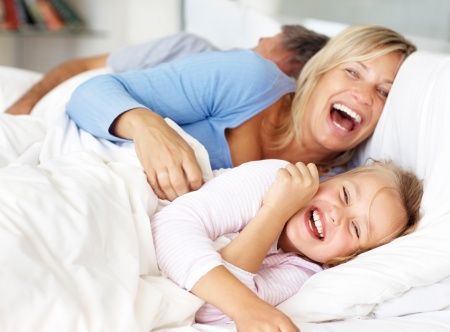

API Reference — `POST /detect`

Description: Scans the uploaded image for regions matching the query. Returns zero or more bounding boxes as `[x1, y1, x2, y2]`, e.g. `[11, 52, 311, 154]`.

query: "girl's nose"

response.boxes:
[330, 206, 351, 227]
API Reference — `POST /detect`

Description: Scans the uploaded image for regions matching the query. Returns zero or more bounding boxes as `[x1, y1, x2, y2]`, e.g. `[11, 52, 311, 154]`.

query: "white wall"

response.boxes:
[278, 0, 450, 53]
[1, 0, 181, 71]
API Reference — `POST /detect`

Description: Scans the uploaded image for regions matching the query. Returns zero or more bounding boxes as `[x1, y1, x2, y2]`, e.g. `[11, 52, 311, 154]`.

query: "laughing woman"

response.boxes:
[66, 25, 416, 200]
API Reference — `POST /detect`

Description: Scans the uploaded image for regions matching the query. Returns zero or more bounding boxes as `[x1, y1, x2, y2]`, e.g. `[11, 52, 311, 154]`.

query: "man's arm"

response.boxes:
[5, 54, 107, 115]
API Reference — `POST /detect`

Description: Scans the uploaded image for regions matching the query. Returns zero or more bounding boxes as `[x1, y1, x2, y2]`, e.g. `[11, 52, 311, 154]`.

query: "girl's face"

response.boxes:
[278, 171, 406, 264]
[302, 51, 404, 154]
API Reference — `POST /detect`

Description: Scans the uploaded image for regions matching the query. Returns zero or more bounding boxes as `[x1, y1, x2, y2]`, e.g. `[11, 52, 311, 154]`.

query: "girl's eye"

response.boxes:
[342, 186, 349, 204]
[352, 221, 360, 239]
[345, 68, 359, 79]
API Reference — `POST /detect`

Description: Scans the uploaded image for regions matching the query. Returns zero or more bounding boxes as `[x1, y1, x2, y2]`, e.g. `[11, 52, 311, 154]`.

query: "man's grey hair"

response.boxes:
[281, 25, 329, 64]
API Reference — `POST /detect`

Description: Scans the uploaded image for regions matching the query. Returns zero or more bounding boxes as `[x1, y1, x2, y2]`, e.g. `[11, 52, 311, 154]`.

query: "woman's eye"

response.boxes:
[378, 88, 389, 98]
[352, 221, 360, 239]
[342, 186, 349, 204]
[345, 68, 359, 79]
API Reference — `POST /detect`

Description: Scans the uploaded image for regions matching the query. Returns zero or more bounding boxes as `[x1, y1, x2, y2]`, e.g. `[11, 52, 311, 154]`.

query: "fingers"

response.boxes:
[283, 162, 318, 181]
[147, 161, 204, 201]
[306, 162, 319, 181]
[183, 156, 204, 191]
[146, 169, 167, 200]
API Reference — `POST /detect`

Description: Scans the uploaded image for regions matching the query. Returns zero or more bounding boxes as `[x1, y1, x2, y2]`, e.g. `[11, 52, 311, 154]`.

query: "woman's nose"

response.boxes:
[353, 84, 374, 106]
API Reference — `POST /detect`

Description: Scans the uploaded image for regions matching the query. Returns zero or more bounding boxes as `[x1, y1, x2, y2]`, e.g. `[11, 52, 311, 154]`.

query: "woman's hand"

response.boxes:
[112, 108, 204, 200]
[263, 162, 319, 222]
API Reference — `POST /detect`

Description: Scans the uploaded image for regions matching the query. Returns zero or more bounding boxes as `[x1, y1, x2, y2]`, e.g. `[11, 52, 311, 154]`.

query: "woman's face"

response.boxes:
[278, 171, 405, 264]
[303, 51, 404, 154]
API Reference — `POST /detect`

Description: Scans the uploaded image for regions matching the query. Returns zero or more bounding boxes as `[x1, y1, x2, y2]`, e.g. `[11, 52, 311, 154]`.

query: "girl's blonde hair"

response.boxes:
[326, 160, 423, 267]
[273, 25, 416, 168]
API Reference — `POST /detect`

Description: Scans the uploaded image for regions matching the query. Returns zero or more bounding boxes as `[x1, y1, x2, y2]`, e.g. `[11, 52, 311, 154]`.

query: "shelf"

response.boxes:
[0, 28, 107, 38]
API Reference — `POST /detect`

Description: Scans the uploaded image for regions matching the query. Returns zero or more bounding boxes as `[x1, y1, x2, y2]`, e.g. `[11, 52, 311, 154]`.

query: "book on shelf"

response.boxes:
[1, 0, 20, 30]
[48, 0, 84, 29]
[1, 0, 85, 32]
[35, 0, 64, 31]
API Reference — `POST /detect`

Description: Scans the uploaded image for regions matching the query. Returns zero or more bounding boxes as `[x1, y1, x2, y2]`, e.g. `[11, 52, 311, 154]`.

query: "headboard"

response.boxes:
[182, 0, 281, 49]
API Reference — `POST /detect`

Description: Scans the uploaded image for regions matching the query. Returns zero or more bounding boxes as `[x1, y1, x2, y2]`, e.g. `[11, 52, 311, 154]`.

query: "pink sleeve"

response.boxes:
[195, 254, 322, 324]
[151, 159, 289, 291]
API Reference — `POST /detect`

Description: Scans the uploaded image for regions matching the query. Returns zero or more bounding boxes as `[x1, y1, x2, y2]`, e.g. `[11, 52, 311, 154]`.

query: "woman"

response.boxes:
[66, 25, 416, 200]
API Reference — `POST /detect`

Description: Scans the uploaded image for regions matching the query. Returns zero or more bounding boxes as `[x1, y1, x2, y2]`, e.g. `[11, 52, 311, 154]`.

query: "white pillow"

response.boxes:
[278, 51, 450, 321]
[0, 66, 42, 112]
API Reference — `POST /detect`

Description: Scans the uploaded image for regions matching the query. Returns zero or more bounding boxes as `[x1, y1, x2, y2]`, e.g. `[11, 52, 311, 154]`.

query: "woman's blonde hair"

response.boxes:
[273, 25, 416, 168]
[325, 160, 423, 267]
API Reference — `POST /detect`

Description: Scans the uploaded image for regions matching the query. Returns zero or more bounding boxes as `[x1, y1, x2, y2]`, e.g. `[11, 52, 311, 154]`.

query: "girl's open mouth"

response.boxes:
[308, 208, 325, 241]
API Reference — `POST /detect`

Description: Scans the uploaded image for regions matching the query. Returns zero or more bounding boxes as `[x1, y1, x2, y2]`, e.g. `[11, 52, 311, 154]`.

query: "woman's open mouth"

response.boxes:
[306, 208, 325, 241]
[330, 103, 362, 132]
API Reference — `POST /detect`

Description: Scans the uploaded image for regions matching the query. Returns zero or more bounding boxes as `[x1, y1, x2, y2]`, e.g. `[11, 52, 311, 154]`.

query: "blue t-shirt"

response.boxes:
[67, 49, 296, 169]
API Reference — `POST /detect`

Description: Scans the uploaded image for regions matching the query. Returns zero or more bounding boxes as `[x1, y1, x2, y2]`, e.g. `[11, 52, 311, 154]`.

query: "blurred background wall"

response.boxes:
[1, 0, 449, 72]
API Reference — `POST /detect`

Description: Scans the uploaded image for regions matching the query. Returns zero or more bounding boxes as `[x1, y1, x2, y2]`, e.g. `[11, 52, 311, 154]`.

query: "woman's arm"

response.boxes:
[5, 54, 107, 115]
[65, 69, 208, 201]
[220, 162, 319, 273]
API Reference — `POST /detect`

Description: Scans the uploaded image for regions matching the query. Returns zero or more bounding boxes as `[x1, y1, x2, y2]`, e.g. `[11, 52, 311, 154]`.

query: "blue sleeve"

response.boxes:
[66, 50, 295, 142]
[107, 32, 218, 72]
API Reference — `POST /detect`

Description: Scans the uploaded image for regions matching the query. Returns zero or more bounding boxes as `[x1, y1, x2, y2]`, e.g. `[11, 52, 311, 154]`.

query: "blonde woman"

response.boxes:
[66, 25, 416, 200]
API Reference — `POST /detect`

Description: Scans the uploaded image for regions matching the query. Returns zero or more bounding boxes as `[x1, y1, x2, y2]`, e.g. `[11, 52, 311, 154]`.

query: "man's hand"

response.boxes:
[263, 162, 319, 221]
[113, 108, 203, 200]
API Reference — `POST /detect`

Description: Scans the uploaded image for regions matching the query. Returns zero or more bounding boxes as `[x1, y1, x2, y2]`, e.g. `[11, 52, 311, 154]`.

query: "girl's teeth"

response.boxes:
[312, 210, 324, 239]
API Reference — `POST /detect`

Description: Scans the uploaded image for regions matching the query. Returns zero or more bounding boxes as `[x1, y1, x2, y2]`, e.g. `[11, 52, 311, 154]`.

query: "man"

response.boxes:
[6, 25, 328, 115]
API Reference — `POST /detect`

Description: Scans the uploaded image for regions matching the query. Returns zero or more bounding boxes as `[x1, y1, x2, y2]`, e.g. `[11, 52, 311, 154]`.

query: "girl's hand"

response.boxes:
[234, 300, 299, 332]
[263, 162, 319, 222]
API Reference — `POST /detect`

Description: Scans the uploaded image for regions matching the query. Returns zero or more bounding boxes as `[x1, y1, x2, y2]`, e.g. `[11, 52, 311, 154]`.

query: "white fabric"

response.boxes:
[0, 70, 212, 331]
[0, 66, 42, 112]
[278, 51, 450, 322]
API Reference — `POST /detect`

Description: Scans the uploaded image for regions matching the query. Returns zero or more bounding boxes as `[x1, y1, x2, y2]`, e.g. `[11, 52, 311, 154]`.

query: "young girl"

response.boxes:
[151, 159, 423, 332]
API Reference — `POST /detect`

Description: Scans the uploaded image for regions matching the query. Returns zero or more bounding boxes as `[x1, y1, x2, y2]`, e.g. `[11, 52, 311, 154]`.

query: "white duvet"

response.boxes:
[0, 70, 210, 332]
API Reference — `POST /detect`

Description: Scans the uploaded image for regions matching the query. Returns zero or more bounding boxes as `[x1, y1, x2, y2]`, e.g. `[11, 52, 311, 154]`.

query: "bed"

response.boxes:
[1, 4, 450, 331]
[1, 49, 450, 332]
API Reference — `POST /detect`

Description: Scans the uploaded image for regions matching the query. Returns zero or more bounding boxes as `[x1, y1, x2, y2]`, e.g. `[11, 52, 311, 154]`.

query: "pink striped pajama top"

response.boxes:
[151, 159, 322, 324]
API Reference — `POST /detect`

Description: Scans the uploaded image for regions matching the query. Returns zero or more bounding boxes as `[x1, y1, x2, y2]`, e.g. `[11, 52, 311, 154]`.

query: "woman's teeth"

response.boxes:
[310, 210, 324, 239]
[333, 103, 361, 124]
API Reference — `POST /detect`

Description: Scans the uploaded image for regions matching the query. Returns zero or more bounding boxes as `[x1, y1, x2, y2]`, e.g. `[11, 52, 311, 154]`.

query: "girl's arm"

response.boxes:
[192, 266, 299, 332]
[220, 162, 319, 273]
